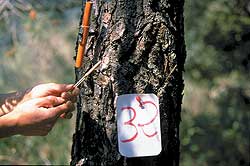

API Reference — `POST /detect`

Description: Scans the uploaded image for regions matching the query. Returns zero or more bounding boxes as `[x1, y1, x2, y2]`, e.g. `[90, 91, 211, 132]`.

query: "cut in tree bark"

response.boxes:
[71, 0, 186, 165]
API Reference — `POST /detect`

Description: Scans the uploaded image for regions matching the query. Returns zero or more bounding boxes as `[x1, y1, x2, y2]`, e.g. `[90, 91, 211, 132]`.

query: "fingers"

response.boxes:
[50, 101, 75, 117]
[31, 83, 79, 102]
[61, 92, 76, 102]
[34, 83, 74, 97]
[71, 87, 80, 96]
[61, 87, 80, 102]
[32, 92, 77, 119]
[47, 87, 78, 119]
[26, 83, 79, 121]
[34, 96, 66, 108]
[50, 86, 79, 119]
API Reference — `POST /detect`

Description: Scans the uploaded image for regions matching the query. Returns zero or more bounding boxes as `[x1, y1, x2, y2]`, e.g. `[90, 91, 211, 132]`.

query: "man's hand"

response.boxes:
[23, 83, 80, 119]
[23, 83, 79, 104]
[0, 95, 75, 137]
[0, 83, 79, 118]
[0, 83, 80, 138]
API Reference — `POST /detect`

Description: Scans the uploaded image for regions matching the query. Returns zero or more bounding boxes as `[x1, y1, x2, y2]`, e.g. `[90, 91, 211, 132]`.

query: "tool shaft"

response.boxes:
[73, 60, 101, 88]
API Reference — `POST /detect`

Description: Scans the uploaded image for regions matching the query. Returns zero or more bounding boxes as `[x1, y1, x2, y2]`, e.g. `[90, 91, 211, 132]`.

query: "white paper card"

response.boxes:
[117, 94, 162, 157]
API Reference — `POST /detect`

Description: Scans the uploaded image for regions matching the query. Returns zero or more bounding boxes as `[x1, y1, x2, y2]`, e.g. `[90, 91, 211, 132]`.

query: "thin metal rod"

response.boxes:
[73, 60, 102, 88]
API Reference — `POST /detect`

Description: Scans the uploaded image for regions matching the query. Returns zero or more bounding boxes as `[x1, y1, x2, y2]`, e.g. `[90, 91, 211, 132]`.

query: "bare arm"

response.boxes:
[0, 111, 17, 137]
[0, 91, 27, 117]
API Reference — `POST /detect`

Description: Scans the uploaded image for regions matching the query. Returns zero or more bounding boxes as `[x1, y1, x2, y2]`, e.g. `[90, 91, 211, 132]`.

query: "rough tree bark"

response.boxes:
[71, 0, 186, 165]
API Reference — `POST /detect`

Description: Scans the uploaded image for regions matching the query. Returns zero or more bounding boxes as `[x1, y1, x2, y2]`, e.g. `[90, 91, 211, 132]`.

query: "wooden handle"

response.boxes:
[75, 1, 93, 68]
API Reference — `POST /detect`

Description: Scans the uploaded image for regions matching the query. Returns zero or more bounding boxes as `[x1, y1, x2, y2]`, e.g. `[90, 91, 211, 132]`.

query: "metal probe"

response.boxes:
[73, 60, 101, 88]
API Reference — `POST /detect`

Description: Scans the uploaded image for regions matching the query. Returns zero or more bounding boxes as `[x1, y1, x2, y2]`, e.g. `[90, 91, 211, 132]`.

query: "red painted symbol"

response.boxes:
[120, 96, 159, 143]
[136, 96, 144, 108]
[137, 101, 158, 138]
[120, 107, 138, 143]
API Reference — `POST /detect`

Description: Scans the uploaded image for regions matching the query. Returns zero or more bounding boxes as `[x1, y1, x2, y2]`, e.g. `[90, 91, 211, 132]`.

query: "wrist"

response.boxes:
[0, 113, 19, 138]
[0, 92, 17, 116]
[15, 88, 31, 104]
[0, 89, 30, 117]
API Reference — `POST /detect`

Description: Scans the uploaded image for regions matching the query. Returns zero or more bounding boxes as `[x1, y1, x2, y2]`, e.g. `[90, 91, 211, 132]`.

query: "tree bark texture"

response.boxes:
[71, 0, 186, 165]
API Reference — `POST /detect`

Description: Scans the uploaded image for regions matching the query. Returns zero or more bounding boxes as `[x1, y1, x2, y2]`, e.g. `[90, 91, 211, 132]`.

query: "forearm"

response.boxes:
[0, 113, 18, 138]
[0, 92, 17, 116]
[0, 93, 16, 103]
[0, 91, 27, 117]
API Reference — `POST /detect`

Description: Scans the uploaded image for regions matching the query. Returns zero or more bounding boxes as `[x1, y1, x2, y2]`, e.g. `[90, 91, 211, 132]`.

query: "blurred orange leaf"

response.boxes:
[29, 9, 37, 20]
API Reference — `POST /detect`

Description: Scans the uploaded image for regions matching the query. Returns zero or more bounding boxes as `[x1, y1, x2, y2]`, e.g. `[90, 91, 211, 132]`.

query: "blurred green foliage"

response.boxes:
[0, 0, 81, 164]
[182, 0, 250, 165]
[0, 0, 249, 165]
[0, 120, 74, 164]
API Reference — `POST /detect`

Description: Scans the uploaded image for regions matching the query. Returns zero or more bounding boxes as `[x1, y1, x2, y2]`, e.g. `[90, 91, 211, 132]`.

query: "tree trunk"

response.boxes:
[71, 0, 186, 165]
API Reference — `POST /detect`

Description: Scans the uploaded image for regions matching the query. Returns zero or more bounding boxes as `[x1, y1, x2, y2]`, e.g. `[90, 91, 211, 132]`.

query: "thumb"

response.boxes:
[35, 96, 66, 108]
[50, 101, 74, 117]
